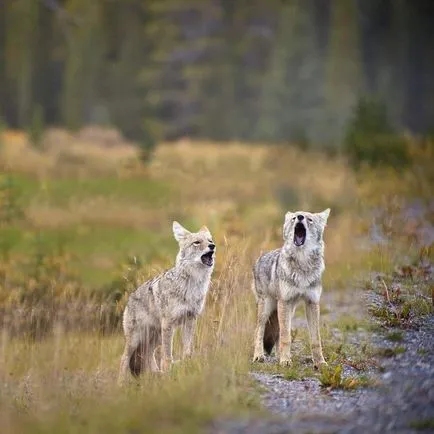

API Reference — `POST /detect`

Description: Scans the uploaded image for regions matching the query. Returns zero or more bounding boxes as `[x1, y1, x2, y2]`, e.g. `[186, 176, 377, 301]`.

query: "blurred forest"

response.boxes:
[0, 0, 434, 148]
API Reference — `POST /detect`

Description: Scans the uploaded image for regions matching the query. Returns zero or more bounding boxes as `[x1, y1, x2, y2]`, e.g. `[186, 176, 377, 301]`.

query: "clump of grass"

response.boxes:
[369, 255, 433, 329]
[409, 418, 434, 431]
[332, 315, 367, 332]
[319, 364, 372, 390]
[385, 331, 404, 342]
[252, 357, 316, 381]
[323, 338, 378, 372]
[376, 346, 406, 358]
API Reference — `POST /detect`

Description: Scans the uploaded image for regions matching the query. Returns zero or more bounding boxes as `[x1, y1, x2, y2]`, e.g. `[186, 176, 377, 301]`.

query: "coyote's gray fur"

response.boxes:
[252, 209, 330, 368]
[118, 221, 215, 382]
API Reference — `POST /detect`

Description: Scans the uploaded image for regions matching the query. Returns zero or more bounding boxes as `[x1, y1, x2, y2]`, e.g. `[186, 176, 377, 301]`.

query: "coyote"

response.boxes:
[252, 209, 330, 368]
[119, 221, 215, 382]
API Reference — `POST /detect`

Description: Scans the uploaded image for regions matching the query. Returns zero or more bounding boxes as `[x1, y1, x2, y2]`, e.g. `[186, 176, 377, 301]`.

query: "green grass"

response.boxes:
[1, 332, 261, 434]
[8, 173, 173, 207]
[409, 418, 434, 431]
[331, 315, 368, 332]
[252, 357, 317, 381]
[319, 364, 374, 390]
[417, 348, 428, 356]
[376, 346, 407, 358]
[0, 225, 175, 287]
[385, 331, 404, 342]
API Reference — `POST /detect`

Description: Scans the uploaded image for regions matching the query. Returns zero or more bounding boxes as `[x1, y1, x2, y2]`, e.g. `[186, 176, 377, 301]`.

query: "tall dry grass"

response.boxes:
[0, 128, 432, 432]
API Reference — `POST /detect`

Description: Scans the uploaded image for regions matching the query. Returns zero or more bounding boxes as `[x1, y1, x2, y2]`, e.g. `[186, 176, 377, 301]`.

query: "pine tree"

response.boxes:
[324, 0, 365, 146]
[61, 0, 105, 130]
[103, 1, 150, 139]
[140, 0, 223, 140]
[5, 0, 39, 127]
[255, 0, 323, 145]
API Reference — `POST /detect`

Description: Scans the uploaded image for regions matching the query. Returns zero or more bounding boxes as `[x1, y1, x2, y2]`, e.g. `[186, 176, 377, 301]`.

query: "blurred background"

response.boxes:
[0, 0, 434, 152]
[0, 2, 433, 432]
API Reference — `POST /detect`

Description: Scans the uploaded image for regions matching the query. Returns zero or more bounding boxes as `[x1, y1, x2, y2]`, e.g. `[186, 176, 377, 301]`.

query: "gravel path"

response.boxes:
[212, 203, 434, 433]
[211, 292, 434, 434]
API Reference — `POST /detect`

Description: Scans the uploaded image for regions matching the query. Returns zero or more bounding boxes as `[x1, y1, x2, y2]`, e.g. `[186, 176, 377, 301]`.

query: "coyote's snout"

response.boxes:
[118, 221, 215, 383]
[252, 209, 330, 368]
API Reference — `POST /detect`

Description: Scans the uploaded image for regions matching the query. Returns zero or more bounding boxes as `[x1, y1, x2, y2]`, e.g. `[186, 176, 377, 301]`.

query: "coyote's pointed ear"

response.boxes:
[173, 221, 191, 242]
[317, 208, 330, 226]
[200, 225, 211, 237]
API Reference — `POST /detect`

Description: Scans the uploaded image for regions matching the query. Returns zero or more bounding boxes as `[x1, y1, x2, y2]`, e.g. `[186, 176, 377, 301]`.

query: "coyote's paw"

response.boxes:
[252, 354, 267, 363]
[313, 359, 328, 370]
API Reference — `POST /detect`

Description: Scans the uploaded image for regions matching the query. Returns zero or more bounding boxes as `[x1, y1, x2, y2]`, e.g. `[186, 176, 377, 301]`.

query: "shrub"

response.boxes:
[138, 122, 158, 163]
[0, 173, 24, 226]
[343, 97, 409, 168]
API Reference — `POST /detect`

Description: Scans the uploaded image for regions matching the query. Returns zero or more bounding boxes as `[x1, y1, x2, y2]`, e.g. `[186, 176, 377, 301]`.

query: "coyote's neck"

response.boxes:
[281, 244, 324, 268]
[175, 259, 213, 281]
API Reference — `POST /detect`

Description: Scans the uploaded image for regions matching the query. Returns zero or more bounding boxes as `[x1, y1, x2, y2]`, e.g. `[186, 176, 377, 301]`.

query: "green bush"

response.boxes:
[138, 136, 157, 163]
[343, 97, 409, 168]
[138, 121, 158, 163]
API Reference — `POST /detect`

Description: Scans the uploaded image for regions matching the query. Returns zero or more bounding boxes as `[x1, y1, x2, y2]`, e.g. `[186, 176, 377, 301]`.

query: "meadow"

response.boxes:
[0, 127, 432, 433]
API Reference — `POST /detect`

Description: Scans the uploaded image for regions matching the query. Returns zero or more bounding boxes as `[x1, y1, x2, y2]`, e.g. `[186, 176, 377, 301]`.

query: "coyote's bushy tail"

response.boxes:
[263, 309, 279, 355]
[128, 328, 160, 376]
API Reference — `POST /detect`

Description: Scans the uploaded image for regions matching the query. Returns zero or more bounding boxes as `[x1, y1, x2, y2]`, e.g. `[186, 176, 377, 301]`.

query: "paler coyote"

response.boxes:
[119, 221, 215, 382]
[252, 209, 330, 368]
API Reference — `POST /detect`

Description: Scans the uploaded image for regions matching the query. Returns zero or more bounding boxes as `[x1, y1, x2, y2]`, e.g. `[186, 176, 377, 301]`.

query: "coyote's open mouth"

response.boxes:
[294, 222, 306, 246]
[201, 251, 214, 267]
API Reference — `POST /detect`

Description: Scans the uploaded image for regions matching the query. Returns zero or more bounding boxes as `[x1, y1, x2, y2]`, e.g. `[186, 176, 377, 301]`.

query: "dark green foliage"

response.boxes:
[137, 128, 158, 163]
[255, 0, 324, 145]
[323, 0, 365, 146]
[28, 105, 45, 149]
[343, 97, 409, 168]
[0, 0, 433, 148]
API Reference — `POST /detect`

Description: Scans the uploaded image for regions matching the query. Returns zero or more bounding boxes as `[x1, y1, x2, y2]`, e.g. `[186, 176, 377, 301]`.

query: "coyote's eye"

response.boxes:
[193, 241, 201, 246]
[291, 217, 296, 221]
[307, 217, 313, 223]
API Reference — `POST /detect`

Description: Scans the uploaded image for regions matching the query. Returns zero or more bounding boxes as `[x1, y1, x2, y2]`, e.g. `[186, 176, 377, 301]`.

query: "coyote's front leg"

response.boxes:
[277, 299, 296, 366]
[182, 317, 196, 359]
[305, 299, 326, 368]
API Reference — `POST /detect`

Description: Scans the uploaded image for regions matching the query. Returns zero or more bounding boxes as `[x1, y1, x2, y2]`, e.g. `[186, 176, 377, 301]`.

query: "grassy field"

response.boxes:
[0, 128, 432, 432]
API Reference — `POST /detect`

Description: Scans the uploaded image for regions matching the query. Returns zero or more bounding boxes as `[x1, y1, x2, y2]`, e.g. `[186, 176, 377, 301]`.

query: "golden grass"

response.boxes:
[1, 241, 259, 433]
[1, 127, 141, 177]
[27, 198, 167, 230]
[0, 128, 432, 432]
